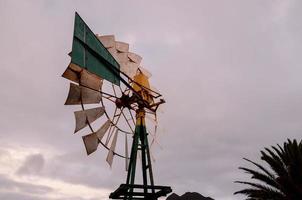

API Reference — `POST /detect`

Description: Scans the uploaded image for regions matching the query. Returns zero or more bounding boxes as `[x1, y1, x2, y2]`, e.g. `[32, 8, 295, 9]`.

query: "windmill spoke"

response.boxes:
[112, 83, 117, 97]
[121, 110, 134, 133]
[106, 108, 124, 145]
[118, 85, 124, 95]
[102, 95, 116, 103]
[127, 108, 136, 126]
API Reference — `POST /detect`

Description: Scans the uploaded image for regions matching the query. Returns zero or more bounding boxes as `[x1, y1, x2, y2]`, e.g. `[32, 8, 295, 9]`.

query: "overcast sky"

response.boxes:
[1, 0, 302, 200]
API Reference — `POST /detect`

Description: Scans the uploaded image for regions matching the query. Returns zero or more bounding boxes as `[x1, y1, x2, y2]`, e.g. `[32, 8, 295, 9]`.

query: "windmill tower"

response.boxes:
[62, 13, 172, 200]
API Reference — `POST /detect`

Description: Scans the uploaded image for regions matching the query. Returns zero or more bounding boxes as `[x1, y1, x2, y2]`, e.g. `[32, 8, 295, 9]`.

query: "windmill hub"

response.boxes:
[115, 94, 132, 109]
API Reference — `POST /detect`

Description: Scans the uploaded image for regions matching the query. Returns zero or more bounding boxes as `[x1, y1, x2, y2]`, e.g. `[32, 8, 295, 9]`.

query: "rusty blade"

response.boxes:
[64, 83, 101, 105]
[65, 83, 81, 105]
[125, 133, 129, 171]
[96, 120, 111, 140]
[138, 66, 152, 78]
[128, 52, 142, 64]
[62, 67, 79, 83]
[106, 129, 118, 167]
[120, 61, 139, 79]
[96, 35, 115, 48]
[74, 107, 105, 133]
[116, 41, 129, 53]
[62, 63, 82, 83]
[82, 132, 99, 155]
[116, 52, 129, 63]
[81, 86, 102, 104]
[80, 70, 103, 91]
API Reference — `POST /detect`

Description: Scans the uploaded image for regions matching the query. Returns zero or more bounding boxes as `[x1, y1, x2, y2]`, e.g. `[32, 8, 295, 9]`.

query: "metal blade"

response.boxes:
[62, 63, 82, 83]
[115, 41, 129, 53]
[96, 35, 115, 48]
[128, 52, 142, 64]
[96, 120, 111, 140]
[80, 70, 103, 91]
[65, 83, 101, 105]
[74, 107, 105, 133]
[65, 83, 81, 105]
[62, 68, 79, 83]
[116, 52, 129, 63]
[138, 66, 152, 78]
[120, 61, 139, 79]
[81, 86, 102, 104]
[106, 129, 118, 167]
[125, 133, 129, 171]
[82, 132, 99, 155]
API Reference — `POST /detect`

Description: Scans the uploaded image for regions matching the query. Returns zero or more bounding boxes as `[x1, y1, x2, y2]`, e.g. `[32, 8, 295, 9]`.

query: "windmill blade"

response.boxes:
[138, 66, 152, 78]
[65, 83, 101, 105]
[106, 129, 119, 167]
[107, 47, 118, 60]
[62, 63, 82, 83]
[125, 133, 129, 171]
[82, 132, 99, 155]
[121, 61, 139, 79]
[98, 37, 142, 79]
[74, 107, 105, 133]
[96, 35, 115, 48]
[80, 70, 103, 91]
[62, 63, 103, 92]
[96, 120, 111, 140]
[116, 52, 129, 63]
[116, 41, 129, 53]
[128, 52, 142, 64]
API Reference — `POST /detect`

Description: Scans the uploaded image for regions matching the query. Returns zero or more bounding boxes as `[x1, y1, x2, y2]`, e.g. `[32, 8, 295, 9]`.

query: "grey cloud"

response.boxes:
[0, 173, 53, 195]
[0, 173, 100, 200]
[0, 191, 99, 200]
[17, 154, 45, 176]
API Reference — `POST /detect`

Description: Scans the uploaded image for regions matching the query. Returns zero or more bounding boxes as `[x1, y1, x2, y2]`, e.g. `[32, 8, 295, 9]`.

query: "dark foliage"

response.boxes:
[235, 139, 302, 200]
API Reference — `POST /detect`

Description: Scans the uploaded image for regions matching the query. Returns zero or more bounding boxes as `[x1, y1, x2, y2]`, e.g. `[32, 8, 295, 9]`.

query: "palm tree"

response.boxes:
[235, 139, 302, 200]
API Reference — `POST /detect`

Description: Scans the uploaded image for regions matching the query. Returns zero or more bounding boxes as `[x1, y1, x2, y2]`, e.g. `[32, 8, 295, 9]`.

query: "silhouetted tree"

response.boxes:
[235, 139, 302, 200]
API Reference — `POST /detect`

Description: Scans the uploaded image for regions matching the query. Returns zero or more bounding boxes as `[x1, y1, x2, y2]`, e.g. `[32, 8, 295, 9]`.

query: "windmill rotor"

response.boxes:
[62, 12, 172, 200]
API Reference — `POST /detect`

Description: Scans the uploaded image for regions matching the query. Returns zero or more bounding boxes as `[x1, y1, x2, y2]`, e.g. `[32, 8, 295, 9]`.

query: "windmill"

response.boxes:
[62, 12, 172, 200]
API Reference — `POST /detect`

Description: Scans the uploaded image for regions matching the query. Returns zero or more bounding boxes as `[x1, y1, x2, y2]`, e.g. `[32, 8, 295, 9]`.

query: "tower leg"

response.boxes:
[124, 125, 140, 200]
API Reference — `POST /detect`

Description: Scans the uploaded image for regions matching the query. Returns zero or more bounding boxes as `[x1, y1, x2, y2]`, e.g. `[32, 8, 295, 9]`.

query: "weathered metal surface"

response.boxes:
[62, 63, 82, 83]
[125, 133, 129, 171]
[116, 52, 129, 63]
[106, 129, 118, 167]
[62, 63, 104, 92]
[64, 83, 101, 105]
[71, 13, 120, 85]
[74, 106, 105, 133]
[64, 83, 81, 105]
[132, 71, 151, 92]
[82, 132, 99, 155]
[69, 62, 82, 72]
[80, 70, 103, 91]
[96, 34, 115, 48]
[138, 66, 152, 78]
[116, 41, 129, 52]
[96, 120, 111, 140]
[128, 52, 142, 64]
[120, 61, 139, 79]
[62, 67, 79, 83]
